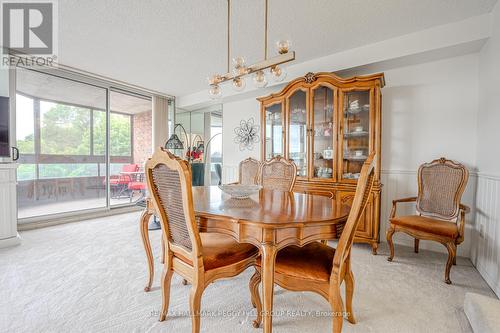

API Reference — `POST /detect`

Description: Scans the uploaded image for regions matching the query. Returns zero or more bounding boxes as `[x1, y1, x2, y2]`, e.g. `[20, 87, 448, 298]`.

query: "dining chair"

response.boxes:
[239, 157, 261, 185]
[145, 148, 259, 333]
[386, 157, 470, 284]
[250, 154, 376, 333]
[259, 155, 297, 191]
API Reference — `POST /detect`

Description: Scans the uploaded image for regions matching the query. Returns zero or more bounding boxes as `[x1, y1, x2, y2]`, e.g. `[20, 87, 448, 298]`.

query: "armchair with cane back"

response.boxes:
[250, 153, 376, 333]
[145, 148, 259, 333]
[386, 157, 470, 284]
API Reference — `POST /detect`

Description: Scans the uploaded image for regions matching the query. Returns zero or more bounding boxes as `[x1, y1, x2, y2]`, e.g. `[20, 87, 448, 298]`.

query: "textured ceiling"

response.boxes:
[57, 0, 498, 97]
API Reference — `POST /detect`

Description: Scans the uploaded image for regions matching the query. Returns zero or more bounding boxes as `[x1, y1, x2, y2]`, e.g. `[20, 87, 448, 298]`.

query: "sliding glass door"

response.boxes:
[109, 90, 152, 206]
[15, 67, 152, 219]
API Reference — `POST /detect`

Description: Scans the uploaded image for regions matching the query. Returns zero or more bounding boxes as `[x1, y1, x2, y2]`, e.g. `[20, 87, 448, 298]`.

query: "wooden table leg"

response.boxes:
[261, 243, 278, 333]
[140, 209, 154, 292]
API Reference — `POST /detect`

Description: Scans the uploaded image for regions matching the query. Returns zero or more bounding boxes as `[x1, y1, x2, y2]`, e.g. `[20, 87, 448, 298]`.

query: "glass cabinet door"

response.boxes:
[288, 90, 308, 177]
[312, 85, 335, 180]
[342, 90, 371, 180]
[264, 103, 283, 160]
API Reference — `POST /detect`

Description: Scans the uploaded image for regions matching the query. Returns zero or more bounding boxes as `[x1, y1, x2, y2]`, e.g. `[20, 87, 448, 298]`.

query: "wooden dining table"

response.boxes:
[140, 186, 349, 333]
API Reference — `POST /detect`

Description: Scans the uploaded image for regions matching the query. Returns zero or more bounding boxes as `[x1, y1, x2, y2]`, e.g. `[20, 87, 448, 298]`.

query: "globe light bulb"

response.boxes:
[232, 56, 245, 67]
[232, 56, 247, 76]
[270, 65, 287, 82]
[232, 77, 246, 92]
[253, 70, 268, 88]
[208, 84, 222, 99]
[276, 40, 291, 54]
[207, 74, 221, 85]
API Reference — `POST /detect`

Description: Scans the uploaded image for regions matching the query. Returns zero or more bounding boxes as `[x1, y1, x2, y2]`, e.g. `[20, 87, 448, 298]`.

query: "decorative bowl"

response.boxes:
[218, 184, 262, 199]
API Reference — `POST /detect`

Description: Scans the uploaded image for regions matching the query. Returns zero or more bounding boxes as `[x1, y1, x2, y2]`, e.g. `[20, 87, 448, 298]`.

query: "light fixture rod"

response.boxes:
[215, 51, 294, 84]
[227, 0, 231, 73]
[264, 0, 268, 60]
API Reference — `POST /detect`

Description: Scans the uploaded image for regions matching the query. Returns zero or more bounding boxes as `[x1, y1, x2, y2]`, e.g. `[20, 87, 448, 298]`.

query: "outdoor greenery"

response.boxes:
[16, 100, 133, 180]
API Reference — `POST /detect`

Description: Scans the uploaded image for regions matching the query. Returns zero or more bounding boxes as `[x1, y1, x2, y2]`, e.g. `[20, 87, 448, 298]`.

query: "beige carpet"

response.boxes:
[0, 212, 496, 333]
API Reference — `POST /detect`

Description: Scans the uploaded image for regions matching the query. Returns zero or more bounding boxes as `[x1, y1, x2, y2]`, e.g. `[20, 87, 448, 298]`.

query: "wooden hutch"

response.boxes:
[257, 71, 385, 254]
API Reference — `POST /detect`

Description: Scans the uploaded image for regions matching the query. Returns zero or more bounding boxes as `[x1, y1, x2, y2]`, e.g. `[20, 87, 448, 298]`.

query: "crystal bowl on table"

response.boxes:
[218, 184, 262, 199]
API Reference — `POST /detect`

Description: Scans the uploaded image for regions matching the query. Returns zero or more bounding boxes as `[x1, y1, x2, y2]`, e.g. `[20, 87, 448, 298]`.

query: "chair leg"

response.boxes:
[139, 210, 154, 292]
[159, 268, 174, 321]
[249, 269, 262, 328]
[329, 282, 344, 333]
[161, 235, 165, 264]
[189, 282, 204, 333]
[344, 263, 356, 324]
[414, 239, 420, 253]
[444, 242, 457, 284]
[386, 224, 396, 261]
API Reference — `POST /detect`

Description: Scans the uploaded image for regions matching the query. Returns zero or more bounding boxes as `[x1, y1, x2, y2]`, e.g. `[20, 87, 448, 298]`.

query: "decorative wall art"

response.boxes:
[234, 118, 260, 151]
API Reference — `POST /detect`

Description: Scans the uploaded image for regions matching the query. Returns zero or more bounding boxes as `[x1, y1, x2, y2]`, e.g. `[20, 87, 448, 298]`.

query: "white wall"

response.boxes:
[378, 54, 478, 257]
[222, 98, 260, 183]
[473, 2, 500, 297]
[222, 54, 479, 257]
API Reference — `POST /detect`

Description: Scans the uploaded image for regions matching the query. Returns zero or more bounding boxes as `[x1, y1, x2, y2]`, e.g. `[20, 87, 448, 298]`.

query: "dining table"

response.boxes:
[139, 185, 350, 333]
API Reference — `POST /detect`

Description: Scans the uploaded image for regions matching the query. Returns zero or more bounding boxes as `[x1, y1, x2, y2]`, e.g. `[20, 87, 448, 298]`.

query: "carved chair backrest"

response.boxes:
[145, 148, 202, 264]
[417, 158, 469, 222]
[239, 158, 261, 185]
[259, 156, 297, 192]
[333, 154, 376, 277]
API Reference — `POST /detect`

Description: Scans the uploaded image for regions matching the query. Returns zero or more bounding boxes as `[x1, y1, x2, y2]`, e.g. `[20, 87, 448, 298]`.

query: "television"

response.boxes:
[0, 96, 9, 158]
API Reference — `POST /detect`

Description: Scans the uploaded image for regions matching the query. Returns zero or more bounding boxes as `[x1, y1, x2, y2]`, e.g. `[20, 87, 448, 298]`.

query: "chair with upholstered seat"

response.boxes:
[259, 155, 297, 191]
[145, 148, 259, 333]
[238, 157, 261, 185]
[250, 154, 376, 333]
[386, 157, 470, 284]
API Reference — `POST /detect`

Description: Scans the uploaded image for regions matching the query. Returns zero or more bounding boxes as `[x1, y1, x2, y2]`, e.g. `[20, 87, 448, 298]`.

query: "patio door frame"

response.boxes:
[12, 65, 164, 224]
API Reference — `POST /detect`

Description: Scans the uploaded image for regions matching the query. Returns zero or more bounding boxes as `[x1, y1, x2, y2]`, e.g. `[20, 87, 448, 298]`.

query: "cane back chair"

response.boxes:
[250, 154, 376, 333]
[259, 155, 297, 192]
[145, 148, 259, 333]
[238, 157, 261, 185]
[386, 157, 470, 284]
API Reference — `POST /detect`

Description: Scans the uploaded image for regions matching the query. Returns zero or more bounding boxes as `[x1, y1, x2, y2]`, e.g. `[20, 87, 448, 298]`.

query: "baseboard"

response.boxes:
[18, 206, 141, 231]
[476, 262, 500, 299]
[0, 233, 21, 248]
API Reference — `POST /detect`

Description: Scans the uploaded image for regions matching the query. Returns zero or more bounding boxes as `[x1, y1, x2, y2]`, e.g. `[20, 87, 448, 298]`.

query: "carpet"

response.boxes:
[0, 212, 496, 332]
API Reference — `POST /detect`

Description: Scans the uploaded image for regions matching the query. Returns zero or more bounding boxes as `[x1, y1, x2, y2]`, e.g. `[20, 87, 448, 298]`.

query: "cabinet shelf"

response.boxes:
[344, 131, 369, 137]
[344, 156, 368, 161]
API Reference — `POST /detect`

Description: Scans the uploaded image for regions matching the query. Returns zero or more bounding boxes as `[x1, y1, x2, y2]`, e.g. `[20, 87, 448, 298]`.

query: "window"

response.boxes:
[40, 101, 91, 155]
[15, 67, 155, 219]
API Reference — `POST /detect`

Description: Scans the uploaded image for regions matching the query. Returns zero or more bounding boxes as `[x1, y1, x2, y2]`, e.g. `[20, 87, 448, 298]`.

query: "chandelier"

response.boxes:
[207, 0, 295, 99]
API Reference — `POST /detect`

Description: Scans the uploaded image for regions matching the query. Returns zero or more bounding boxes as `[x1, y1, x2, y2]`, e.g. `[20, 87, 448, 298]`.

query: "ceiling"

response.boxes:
[57, 0, 498, 97]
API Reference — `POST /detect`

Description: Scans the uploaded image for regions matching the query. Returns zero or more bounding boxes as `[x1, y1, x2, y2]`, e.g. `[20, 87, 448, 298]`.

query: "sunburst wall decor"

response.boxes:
[234, 118, 260, 151]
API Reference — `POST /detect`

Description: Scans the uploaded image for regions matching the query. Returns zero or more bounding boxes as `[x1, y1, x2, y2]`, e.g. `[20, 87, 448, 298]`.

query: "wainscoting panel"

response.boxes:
[471, 174, 500, 297]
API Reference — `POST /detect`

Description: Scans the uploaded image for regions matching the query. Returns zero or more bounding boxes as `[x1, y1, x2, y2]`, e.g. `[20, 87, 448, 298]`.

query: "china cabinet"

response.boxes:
[258, 72, 384, 253]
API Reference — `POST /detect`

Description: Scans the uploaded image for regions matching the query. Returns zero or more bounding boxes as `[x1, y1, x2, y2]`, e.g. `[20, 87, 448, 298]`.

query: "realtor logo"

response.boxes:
[1, 0, 57, 57]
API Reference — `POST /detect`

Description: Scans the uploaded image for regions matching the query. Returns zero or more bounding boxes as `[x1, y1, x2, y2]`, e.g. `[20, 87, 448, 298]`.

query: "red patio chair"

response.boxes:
[108, 164, 139, 198]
